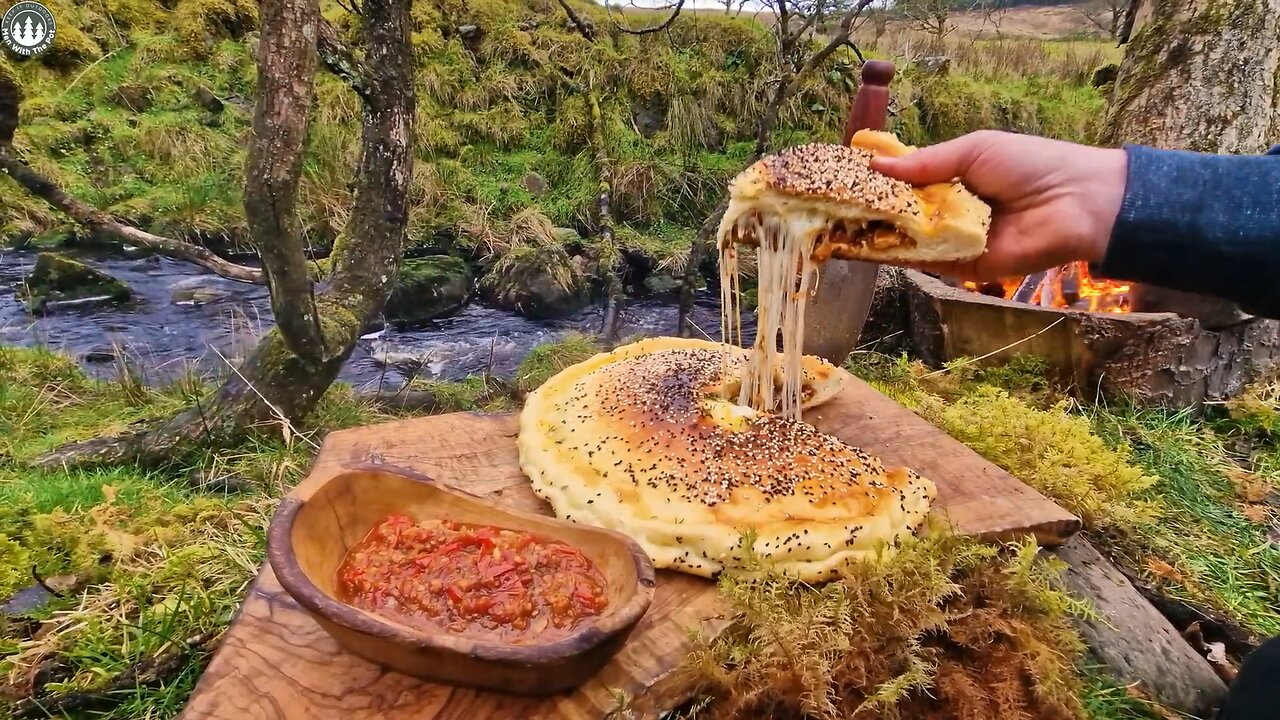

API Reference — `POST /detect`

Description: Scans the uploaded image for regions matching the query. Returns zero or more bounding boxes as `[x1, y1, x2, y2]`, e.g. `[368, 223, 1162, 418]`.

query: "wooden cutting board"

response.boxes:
[182, 371, 1079, 720]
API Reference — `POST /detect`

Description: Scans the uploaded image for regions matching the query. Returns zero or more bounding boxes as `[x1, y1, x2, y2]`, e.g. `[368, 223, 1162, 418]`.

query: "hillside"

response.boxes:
[1, 0, 1114, 300]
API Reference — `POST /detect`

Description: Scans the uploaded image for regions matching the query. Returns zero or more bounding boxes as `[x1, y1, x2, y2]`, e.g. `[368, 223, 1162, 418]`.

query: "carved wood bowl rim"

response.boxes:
[267, 462, 657, 669]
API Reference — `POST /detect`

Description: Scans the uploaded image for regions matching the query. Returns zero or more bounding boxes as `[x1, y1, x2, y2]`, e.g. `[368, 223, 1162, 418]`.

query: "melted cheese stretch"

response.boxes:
[718, 205, 826, 421]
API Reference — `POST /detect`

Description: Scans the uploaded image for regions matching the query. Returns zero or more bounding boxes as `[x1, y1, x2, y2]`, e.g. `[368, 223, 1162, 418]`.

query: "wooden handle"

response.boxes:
[842, 60, 895, 144]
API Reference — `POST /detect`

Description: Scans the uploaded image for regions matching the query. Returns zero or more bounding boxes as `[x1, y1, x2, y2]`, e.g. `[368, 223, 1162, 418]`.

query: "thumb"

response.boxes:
[869, 132, 993, 187]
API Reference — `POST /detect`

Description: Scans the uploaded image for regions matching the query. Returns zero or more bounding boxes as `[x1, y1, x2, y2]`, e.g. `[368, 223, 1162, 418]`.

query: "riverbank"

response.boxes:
[2, 1, 1114, 303]
[0, 247, 744, 387]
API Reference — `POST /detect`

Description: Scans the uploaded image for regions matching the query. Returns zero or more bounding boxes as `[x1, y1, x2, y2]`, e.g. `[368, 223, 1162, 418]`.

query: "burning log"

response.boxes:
[1039, 267, 1059, 307]
[867, 270, 1280, 412]
[1012, 272, 1045, 304]
[1060, 263, 1081, 305]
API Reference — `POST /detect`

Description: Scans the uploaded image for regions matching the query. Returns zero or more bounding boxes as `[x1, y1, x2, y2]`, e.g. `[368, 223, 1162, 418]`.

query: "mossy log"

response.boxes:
[34, 0, 415, 469]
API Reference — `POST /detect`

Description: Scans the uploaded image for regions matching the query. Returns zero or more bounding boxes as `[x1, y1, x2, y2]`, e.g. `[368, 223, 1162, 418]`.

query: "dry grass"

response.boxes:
[860, 27, 1118, 85]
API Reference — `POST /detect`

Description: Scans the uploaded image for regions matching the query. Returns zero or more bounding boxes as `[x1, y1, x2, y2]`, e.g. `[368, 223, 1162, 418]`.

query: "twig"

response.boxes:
[921, 316, 1067, 378]
[608, 0, 687, 35]
[11, 630, 222, 719]
[555, 0, 596, 41]
[65, 45, 127, 94]
[30, 566, 64, 598]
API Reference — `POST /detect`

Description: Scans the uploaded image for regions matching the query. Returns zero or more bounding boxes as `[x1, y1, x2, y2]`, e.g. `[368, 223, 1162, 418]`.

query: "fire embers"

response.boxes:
[961, 262, 1132, 313]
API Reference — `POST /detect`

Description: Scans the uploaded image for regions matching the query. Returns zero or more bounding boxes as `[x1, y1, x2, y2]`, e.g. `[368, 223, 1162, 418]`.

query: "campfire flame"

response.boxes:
[962, 262, 1132, 313]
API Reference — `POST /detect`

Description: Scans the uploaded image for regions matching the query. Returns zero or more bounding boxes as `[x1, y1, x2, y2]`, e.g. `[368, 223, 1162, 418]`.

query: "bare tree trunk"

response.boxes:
[246, 0, 326, 361]
[34, 3, 415, 470]
[586, 74, 624, 346]
[1103, 0, 1280, 327]
[0, 75, 263, 284]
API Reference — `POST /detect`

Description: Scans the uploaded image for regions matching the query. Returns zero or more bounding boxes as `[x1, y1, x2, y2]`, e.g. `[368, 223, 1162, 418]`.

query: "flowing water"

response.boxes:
[0, 249, 753, 391]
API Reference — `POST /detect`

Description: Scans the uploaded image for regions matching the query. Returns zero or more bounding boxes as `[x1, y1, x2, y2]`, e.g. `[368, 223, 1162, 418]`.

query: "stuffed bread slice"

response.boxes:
[717, 130, 991, 264]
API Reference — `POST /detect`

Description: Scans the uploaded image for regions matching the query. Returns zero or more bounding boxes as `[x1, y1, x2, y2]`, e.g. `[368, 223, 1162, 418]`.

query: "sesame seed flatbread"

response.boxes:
[518, 337, 936, 581]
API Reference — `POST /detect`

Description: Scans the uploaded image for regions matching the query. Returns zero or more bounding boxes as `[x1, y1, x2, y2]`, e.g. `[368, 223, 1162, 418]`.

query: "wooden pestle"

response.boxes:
[801, 60, 895, 364]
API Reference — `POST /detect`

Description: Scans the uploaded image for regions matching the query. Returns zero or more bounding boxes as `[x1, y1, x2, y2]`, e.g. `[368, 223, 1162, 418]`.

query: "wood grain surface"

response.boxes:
[183, 372, 1080, 720]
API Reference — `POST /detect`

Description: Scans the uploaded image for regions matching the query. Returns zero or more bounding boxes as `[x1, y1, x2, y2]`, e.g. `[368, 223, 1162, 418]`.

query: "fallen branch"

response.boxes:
[607, 0, 686, 35]
[0, 73, 263, 285]
[10, 630, 221, 719]
[554, 0, 596, 41]
[357, 379, 518, 412]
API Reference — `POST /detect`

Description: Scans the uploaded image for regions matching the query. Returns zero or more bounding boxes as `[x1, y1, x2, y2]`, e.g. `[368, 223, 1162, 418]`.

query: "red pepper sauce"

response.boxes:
[337, 514, 609, 643]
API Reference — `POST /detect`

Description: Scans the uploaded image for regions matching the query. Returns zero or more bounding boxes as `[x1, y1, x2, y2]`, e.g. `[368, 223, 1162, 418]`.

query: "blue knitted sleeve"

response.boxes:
[1094, 144, 1280, 319]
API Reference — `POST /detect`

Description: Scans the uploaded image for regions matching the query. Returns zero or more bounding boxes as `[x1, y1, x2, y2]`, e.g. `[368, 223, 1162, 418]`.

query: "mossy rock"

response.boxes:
[19, 252, 133, 313]
[479, 246, 588, 320]
[384, 256, 473, 326]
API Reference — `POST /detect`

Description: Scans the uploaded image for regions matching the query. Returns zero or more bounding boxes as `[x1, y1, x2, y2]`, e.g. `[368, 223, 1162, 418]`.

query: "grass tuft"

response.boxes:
[684, 532, 1092, 719]
[514, 332, 600, 394]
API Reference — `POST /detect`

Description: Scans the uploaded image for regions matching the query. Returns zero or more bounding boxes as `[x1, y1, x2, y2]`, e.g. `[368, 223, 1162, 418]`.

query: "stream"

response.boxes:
[0, 249, 753, 391]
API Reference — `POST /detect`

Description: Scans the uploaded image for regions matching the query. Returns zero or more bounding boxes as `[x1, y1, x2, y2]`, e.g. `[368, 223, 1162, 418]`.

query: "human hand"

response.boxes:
[869, 130, 1128, 281]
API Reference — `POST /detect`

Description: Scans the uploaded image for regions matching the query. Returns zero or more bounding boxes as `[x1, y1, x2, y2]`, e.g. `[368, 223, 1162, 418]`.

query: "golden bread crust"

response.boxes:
[719, 132, 991, 264]
[518, 337, 936, 581]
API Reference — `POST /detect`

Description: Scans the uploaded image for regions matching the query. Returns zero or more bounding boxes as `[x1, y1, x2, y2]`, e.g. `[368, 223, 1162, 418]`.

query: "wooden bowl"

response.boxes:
[267, 463, 656, 695]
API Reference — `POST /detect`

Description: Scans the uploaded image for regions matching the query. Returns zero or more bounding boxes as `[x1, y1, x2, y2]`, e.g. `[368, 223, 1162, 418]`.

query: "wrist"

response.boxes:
[1080, 147, 1128, 265]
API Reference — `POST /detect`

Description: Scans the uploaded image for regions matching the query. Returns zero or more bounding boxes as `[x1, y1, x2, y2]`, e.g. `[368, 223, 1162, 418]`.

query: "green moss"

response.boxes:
[686, 533, 1093, 719]
[851, 352, 1280, 640]
[0, 346, 389, 716]
[385, 256, 473, 324]
[410, 376, 515, 413]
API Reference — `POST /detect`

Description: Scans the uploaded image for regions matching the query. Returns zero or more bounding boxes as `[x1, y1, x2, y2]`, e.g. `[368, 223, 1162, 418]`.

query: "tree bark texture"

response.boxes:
[586, 75, 624, 345]
[245, 0, 326, 362]
[35, 0, 415, 470]
[863, 270, 1280, 412]
[1103, 0, 1280, 328]
[1103, 0, 1280, 154]
[1053, 536, 1227, 715]
[0, 73, 263, 284]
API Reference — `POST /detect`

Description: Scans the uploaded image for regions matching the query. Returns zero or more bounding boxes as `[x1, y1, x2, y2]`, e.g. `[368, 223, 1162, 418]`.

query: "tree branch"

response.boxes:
[11, 631, 221, 719]
[0, 73, 263, 284]
[245, 0, 329, 363]
[607, 0, 686, 36]
[555, 0, 596, 42]
[782, 0, 874, 98]
[323, 0, 415, 326]
[317, 19, 372, 102]
[585, 71, 623, 345]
